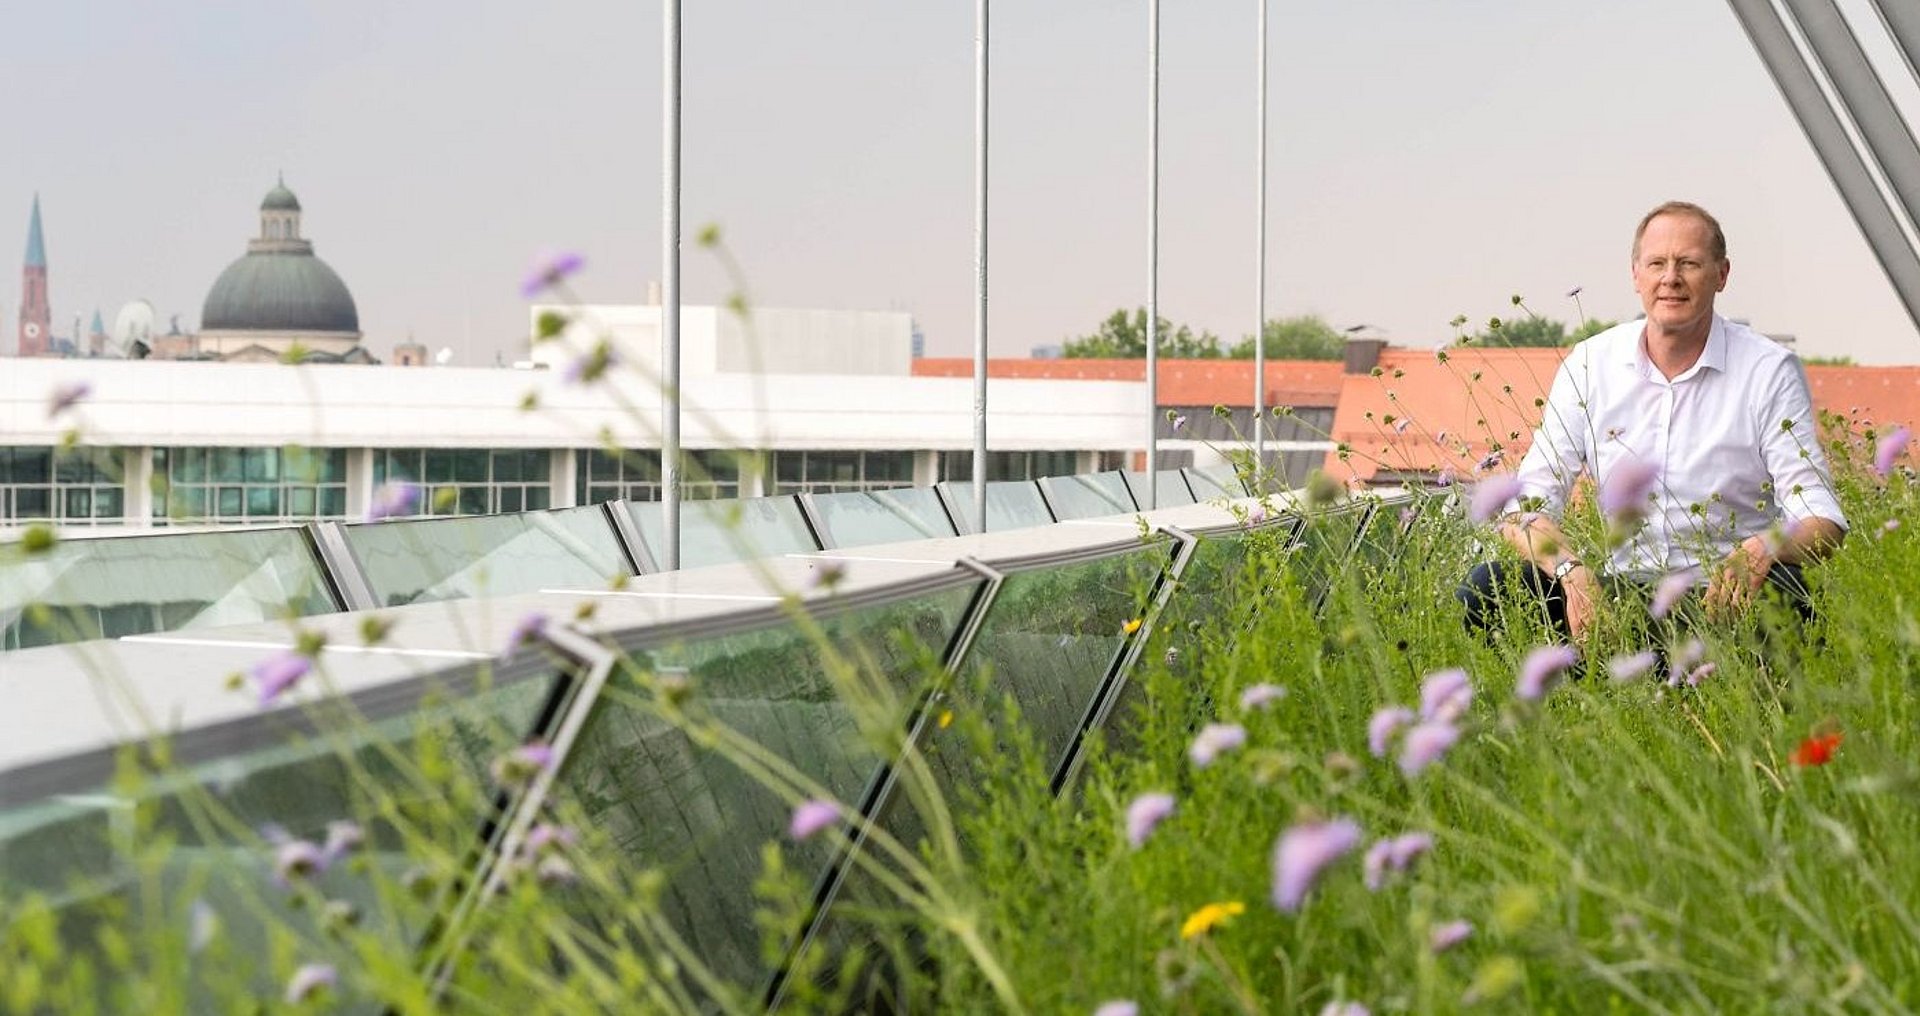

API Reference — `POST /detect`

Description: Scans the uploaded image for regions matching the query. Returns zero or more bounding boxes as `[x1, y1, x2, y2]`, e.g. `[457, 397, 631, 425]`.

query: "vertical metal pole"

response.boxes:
[1144, 0, 1160, 509]
[1253, 0, 1268, 477]
[661, 0, 683, 570]
[972, 0, 990, 531]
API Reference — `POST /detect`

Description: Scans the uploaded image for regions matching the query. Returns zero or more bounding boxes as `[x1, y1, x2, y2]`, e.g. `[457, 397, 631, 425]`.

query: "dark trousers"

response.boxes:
[1455, 560, 1813, 641]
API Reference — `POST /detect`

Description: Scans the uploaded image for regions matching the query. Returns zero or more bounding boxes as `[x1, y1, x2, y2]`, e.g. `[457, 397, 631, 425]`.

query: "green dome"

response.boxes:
[201, 252, 358, 333]
[261, 182, 301, 212]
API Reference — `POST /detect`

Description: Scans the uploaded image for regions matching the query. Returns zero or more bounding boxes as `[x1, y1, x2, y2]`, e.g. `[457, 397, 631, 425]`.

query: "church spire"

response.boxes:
[24, 194, 45, 268]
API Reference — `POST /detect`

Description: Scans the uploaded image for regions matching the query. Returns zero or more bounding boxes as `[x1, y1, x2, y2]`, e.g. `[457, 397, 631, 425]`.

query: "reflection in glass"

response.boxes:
[1038, 472, 1137, 520]
[342, 505, 630, 607]
[937, 480, 1053, 533]
[1123, 469, 1196, 508]
[0, 528, 339, 650]
[550, 586, 976, 997]
[625, 496, 819, 571]
[811, 488, 956, 547]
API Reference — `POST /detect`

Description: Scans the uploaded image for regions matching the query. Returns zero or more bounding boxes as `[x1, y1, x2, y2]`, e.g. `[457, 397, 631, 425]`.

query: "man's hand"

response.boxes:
[1562, 564, 1601, 642]
[1705, 534, 1775, 619]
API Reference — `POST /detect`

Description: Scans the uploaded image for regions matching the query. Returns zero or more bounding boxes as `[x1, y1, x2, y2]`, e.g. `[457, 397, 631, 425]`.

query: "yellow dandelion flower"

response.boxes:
[937, 709, 954, 729]
[1179, 901, 1245, 940]
[1123, 618, 1143, 635]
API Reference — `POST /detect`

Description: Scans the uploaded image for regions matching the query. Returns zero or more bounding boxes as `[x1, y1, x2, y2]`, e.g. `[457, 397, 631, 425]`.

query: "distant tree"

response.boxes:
[1803, 353, 1856, 366]
[1062, 308, 1223, 358]
[1569, 318, 1618, 343]
[1226, 314, 1345, 361]
[1474, 316, 1569, 347]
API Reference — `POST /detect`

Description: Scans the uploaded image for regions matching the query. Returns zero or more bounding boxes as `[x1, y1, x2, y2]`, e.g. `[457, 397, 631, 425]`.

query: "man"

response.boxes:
[1456, 201, 1847, 640]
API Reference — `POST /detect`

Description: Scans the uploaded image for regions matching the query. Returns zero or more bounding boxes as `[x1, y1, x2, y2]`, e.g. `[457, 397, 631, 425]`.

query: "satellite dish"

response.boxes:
[434, 346, 454, 366]
[111, 300, 157, 358]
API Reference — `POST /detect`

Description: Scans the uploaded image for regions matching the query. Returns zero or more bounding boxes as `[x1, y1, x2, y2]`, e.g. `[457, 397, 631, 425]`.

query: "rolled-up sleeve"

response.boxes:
[1760, 356, 1848, 531]
[1513, 352, 1591, 517]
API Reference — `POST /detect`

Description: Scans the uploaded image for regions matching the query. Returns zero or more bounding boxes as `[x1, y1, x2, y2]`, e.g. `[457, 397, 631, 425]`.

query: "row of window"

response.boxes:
[1, 447, 1120, 526]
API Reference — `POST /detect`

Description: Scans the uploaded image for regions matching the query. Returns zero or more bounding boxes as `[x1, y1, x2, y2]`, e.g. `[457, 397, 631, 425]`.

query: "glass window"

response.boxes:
[626, 496, 819, 571]
[1040, 472, 1137, 520]
[1, 527, 340, 650]
[938, 480, 1054, 533]
[811, 488, 956, 548]
[548, 584, 979, 997]
[342, 504, 630, 607]
[1124, 469, 1195, 508]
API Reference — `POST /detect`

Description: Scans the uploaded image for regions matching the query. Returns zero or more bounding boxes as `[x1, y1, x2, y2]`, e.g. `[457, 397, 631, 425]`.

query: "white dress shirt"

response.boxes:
[1513, 314, 1848, 580]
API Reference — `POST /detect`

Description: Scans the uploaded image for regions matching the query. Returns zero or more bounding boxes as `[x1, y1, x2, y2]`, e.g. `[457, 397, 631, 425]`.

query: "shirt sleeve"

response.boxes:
[1758, 355, 1848, 531]
[1512, 351, 1591, 516]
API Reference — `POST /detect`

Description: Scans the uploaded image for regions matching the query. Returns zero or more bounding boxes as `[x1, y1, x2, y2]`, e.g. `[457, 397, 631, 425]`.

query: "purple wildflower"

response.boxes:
[322, 820, 364, 863]
[1246, 502, 1269, 527]
[1650, 569, 1698, 620]
[1271, 816, 1362, 912]
[1319, 1004, 1371, 1016]
[1566, 285, 1583, 298]
[250, 650, 312, 707]
[1172, 413, 1188, 432]
[1398, 720, 1461, 777]
[1419, 668, 1473, 721]
[1189, 723, 1248, 768]
[1430, 919, 1474, 953]
[1685, 662, 1718, 686]
[47, 381, 91, 418]
[273, 840, 328, 886]
[1608, 650, 1658, 682]
[1125, 793, 1175, 849]
[490, 741, 557, 787]
[1095, 1003, 1140, 1016]
[1884, 518, 1902, 535]
[1363, 831, 1435, 890]
[1435, 466, 1456, 487]
[789, 799, 841, 840]
[1475, 449, 1505, 472]
[365, 481, 421, 522]
[1875, 425, 1910, 477]
[1668, 639, 1707, 687]
[503, 612, 549, 657]
[1392, 417, 1411, 434]
[520, 249, 585, 299]
[1239, 683, 1287, 711]
[1599, 458, 1660, 519]
[1468, 474, 1521, 523]
[1516, 644, 1578, 701]
[1367, 706, 1415, 758]
[524, 822, 579, 855]
[284, 963, 338, 1005]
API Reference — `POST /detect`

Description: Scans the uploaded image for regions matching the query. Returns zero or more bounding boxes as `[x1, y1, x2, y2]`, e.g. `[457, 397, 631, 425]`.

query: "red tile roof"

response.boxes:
[910, 357, 1346, 407]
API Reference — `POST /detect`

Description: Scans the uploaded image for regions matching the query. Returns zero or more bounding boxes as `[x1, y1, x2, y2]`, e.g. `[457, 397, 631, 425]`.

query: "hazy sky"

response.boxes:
[9, 0, 1920, 364]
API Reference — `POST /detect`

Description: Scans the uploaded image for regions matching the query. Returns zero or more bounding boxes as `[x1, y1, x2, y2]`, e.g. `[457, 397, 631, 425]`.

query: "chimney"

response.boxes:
[1343, 336, 1387, 374]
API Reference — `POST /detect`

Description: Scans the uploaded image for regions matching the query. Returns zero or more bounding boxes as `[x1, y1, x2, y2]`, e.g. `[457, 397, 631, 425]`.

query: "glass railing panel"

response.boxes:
[0, 665, 561, 1011]
[1286, 503, 1370, 612]
[341, 505, 630, 606]
[1124, 469, 1196, 508]
[938, 480, 1054, 533]
[0, 528, 338, 650]
[546, 583, 979, 999]
[1039, 472, 1137, 521]
[625, 496, 819, 571]
[811, 488, 956, 548]
[1184, 463, 1248, 500]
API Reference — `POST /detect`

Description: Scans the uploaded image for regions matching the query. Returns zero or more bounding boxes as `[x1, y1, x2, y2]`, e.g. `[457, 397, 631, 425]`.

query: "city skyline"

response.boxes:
[8, 1, 1920, 364]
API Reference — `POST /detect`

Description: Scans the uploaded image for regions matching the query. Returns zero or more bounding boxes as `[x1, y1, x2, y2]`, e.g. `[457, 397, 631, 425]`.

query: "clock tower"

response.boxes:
[19, 195, 50, 357]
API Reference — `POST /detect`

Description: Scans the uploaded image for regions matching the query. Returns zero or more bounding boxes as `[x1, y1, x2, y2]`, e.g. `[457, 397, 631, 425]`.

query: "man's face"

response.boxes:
[1631, 213, 1730, 339]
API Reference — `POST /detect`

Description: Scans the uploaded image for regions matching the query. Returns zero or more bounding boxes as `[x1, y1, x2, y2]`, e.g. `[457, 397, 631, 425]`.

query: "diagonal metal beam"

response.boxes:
[1726, 0, 1920, 335]
[1781, 0, 1920, 251]
[1866, 0, 1920, 90]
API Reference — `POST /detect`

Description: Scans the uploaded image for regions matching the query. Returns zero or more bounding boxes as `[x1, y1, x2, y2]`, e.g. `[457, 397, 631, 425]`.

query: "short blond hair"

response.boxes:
[1633, 201, 1727, 262]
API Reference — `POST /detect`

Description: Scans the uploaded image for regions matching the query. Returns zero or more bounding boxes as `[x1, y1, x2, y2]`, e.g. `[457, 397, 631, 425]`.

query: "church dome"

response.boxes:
[261, 181, 302, 212]
[201, 253, 359, 332]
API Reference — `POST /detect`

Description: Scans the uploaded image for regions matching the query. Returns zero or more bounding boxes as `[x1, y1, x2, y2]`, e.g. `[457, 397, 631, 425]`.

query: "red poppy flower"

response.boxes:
[1792, 732, 1843, 767]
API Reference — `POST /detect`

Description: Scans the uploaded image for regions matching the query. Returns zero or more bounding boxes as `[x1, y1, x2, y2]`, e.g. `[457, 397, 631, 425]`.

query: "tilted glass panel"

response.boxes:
[341, 505, 630, 607]
[811, 488, 956, 548]
[938, 480, 1054, 533]
[1286, 504, 1369, 612]
[547, 585, 978, 999]
[1124, 469, 1197, 508]
[0, 529, 338, 650]
[0, 667, 560, 1012]
[1185, 463, 1249, 499]
[1038, 472, 1138, 521]
[625, 495, 819, 571]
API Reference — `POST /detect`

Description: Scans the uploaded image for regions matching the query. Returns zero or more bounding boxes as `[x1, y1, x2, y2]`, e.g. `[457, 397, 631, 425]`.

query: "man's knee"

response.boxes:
[1457, 560, 1504, 626]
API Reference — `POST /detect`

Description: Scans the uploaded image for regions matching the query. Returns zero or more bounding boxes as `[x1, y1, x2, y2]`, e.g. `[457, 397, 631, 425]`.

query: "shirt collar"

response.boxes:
[1627, 313, 1728, 381]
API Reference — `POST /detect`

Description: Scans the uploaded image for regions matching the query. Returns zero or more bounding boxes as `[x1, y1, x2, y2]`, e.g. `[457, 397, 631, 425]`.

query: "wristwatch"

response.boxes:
[1552, 558, 1584, 581]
